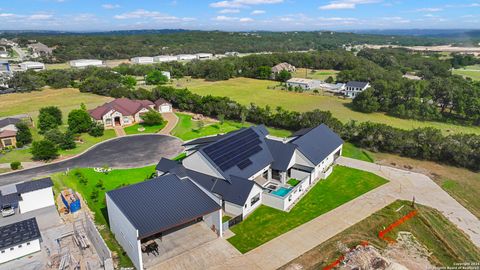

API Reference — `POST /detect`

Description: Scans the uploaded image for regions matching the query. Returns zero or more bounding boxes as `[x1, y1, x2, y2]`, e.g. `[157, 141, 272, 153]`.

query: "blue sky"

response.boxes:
[1, 0, 480, 31]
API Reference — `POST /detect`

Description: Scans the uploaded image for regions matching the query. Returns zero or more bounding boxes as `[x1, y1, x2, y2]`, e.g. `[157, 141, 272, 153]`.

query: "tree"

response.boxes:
[122, 75, 137, 89]
[256, 66, 272, 80]
[15, 122, 32, 146]
[38, 106, 62, 133]
[276, 70, 292, 82]
[44, 129, 64, 145]
[31, 140, 58, 160]
[59, 131, 76, 150]
[8, 71, 46, 92]
[88, 122, 105, 137]
[352, 89, 380, 113]
[145, 70, 168, 85]
[325, 76, 334, 83]
[140, 110, 164, 126]
[68, 109, 93, 133]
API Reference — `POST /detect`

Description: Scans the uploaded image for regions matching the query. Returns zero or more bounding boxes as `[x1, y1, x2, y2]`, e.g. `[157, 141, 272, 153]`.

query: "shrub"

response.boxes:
[68, 109, 93, 133]
[15, 122, 32, 146]
[10, 161, 21, 170]
[59, 131, 76, 150]
[140, 110, 164, 126]
[38, 106, 62, 133]
[31, 140, 59, 160]
[44, 129, 64, 145]
[88, 122, 105, 137]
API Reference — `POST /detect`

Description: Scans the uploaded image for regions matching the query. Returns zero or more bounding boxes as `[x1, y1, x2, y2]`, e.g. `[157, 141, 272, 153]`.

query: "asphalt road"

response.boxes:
[0, 134, 184, 186]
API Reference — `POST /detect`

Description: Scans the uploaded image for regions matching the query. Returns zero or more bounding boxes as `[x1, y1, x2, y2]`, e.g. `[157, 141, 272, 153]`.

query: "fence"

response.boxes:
[222, 214, 243, 231]
[83, 213, 113, 270]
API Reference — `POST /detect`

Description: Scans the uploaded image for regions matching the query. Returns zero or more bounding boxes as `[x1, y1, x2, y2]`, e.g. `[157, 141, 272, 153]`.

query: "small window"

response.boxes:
[1, 250, 4, 253]
[26, 242, 30, 246]
[244, 204, 247, 209]
[18, 245, 22, 248]
[10, 248, 14, 251]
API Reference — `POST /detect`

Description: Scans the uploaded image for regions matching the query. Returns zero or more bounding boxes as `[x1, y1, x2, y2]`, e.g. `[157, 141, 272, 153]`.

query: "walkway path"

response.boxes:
[113, 126, 126, 137]
[159, 112, 179, 135]
[153, 157, 480, 270]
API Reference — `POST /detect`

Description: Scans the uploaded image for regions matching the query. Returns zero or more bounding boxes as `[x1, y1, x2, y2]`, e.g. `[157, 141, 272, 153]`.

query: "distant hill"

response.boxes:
[349, 29, 480, 39]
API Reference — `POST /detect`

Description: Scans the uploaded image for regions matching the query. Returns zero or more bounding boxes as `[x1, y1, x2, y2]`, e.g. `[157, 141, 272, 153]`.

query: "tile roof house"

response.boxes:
[106, 123, 343, 269]
[271, 62, 296, 73]
[88, 98, 172, 128]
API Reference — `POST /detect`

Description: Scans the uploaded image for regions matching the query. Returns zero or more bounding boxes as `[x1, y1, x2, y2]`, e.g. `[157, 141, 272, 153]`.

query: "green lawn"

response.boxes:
[124, 122, 166, 135]
[51, 166, 157, 267]
[292, 68, 339, 80]
[341, 142, 374, 162]
[172, 113, 292, 141]
[453, 65, 480, 81]
[280, 200, 480, 269]
[287, 178, 300, 187]
[227, 165, 388, 253]
[173, 77, 480, 135]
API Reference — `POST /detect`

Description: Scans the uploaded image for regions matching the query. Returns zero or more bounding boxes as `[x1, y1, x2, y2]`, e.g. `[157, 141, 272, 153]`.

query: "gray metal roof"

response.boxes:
[155, 158, 180, 173]
[291, 127, 314, 138]
[0, 117, 20, 129]
[107, 174, 221, 239]
[199, 126, 274, 179]
[346, 81, 369, 88]
[265, 139, 296, 171]
[291, 124, 343, 165]
[0, 192, 20, 206]
[0, 218, 41, 250]
[16, 177, 53, 194]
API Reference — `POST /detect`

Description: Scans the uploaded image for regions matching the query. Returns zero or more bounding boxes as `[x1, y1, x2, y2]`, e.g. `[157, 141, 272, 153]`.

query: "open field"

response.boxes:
[172, 113, 292, 141]
[292, 68, 339, 80]
[227, 165, 388, 253]
[370, 151, 480, 219]
[342, 142, 374, 162]
[453, 64, 480, 81]
[172, 77, 480, 135]
[280, 200, 480, 269]
[51, 166, 156, 267]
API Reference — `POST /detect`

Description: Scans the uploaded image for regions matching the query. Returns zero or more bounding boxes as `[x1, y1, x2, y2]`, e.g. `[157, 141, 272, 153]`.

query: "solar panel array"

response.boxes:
[0, 218, 40, 250]
[204, 129, 262, 171]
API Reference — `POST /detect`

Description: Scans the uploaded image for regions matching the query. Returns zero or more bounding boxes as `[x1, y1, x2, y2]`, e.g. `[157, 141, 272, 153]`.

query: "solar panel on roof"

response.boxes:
[237, 159, 252, 169]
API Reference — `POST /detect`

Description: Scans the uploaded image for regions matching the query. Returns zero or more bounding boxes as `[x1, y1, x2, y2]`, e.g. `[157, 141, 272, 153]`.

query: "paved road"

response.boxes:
[153, 157, 480, 270]
[0, 134, 183, 185]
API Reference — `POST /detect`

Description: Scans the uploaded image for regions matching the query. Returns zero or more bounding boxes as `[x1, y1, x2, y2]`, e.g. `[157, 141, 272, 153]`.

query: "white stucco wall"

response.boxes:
[203, 209, 222, 236]
[183, 152, 223, 178]
[18, 187, 54, 214]
[248, 165, 270, 181]
[159, 104, 172, 113]
[106, 194, 142, 270]
[0, 238, 41, 264]
[0, 124, 18, 132]
[226, 184, 262, 218]
[224, 202, 243, 217]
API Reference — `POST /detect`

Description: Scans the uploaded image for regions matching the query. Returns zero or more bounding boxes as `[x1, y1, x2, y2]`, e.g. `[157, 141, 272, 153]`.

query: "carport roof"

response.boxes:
[107, 174, 221, 239]
[15, 177, 53, 194]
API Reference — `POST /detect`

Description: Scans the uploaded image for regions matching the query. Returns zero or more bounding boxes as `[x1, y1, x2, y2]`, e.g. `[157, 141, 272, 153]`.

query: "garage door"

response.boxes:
[160, 105, 171, 113]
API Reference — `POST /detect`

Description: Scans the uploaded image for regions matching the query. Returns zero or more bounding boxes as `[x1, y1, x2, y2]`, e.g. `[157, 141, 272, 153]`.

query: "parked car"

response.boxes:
[1, 204, 15, 217]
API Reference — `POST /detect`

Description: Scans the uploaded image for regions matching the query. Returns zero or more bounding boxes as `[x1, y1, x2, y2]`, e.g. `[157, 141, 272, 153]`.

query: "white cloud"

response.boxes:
[210, 0, 283, 8]
[251, 10, 265, 15]
[219, 9, 240, 13]
[102, 4, 121, 9]
[114, 9, 195, 22]
[213, 15, 253, 22]
[415, 7, 442, 12]
[239, 17, 254, 22]
[319, 0, 380, 10]
[0, 13, 16, 18]
[28, 14, 53, 20]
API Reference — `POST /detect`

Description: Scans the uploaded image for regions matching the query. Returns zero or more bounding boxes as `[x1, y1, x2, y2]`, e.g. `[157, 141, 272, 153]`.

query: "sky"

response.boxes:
[1, 0, 480, 31]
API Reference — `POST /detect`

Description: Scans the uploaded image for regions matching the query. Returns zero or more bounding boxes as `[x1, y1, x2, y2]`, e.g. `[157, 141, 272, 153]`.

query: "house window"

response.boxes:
[244, 204, 247, 209]
[3, 139, 12, 146]
[26, 242, 30, 246]
[18, 245, 22, 248]
[1, 250, 4, 253]
[251, 194, 260, 206]
[10, 248, 14, 251]
[105, 118, 112, 125]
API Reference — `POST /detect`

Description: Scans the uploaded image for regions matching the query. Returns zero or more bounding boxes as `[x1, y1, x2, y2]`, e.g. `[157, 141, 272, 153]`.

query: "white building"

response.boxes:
[195, 53, 213, 59]
[0, 218, 42, 264]
[0, 177, 55, 214]
[161, 71, 171, 80]
[343, 81, 370, 98]
[69, 59, 104, 68]
[153, 55, 177, 63]
[176, 54, 197, 61]
[286, 78, 323, 90]
[130, 57, 154, 65]
[0, 50, 7, 58]
[19, 61, 45, 71]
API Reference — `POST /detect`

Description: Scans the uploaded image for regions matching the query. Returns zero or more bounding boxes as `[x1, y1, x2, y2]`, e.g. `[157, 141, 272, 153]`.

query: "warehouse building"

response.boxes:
[131, 57, 154, 64]
[69, 59, 104, 68]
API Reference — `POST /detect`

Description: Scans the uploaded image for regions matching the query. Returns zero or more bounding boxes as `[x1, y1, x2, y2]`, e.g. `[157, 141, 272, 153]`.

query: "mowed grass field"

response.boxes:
[292, 68, 339, 80]
[453, 64, 480, 81]
[173, 77, 480, 135]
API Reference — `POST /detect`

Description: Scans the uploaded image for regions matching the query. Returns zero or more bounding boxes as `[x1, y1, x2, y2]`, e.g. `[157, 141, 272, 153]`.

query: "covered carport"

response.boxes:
[106, 174, 222, 270]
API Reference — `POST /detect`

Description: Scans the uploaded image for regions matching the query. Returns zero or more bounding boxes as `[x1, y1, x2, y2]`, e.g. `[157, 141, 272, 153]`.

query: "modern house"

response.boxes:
[19, 61, 45, 71]
[89, 98, 172, 128]
[0, 177, 55, 214]
[0, 117, 20, 149]
[106, 124, 342, 269]
[0, 218, 42, 264]
[69, 59, 104, 68]
[131, 57, 154, 65]
[153, 55, 177, 63]
[343, 81, 370, 98]
[272, 62, 296, 74]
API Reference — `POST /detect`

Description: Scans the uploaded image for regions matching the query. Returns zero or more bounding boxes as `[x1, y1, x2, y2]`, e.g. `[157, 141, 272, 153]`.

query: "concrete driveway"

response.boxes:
[0, 134, 183, 185]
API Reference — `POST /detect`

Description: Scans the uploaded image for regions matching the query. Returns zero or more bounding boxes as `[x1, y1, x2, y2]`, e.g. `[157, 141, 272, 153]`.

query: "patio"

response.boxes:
[142, 222, 218, 268]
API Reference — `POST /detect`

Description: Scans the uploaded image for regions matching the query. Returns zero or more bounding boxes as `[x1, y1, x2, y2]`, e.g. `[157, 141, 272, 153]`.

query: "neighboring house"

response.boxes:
[286, 78, 323, 90]
[153, 55, 177, 63]
[225, 51, 239, 57]
[195, 53, 213, 59]
[130, 57, 154, 64]
[0, 61, 10, 73]
[0, 50, 7, 58]
[0, 218, 42, 264]
[154, 98, 173, 113]
[272, 62, 296, 74]
[107, 124, 343, 268]
[89, 98, 172, 128]
[19, 61, 45, 71]
[0, 117, 20, 149]
[0, 177, 55, 214]
[343, 81, 370, 98]
[176, 54, 197, 61]
[27, 42, 53, 57]
[69, 59, 104, 68]
[160, 71, 171, 80]
[106, 174, 222, 270]
[320, 82, 346, 93]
